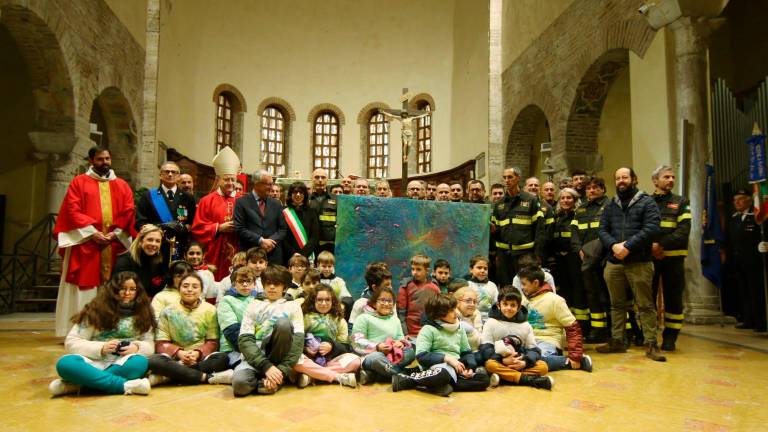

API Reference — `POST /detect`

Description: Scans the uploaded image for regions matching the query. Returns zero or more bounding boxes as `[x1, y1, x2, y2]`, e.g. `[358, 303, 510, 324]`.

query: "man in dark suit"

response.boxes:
[135, 161, 196, 259]
[234, 169, 287, 264]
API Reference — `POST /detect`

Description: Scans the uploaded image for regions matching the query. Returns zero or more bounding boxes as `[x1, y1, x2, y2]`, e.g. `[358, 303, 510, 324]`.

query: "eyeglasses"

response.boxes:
[376, 298, 394, 304]
[161, 169, 180, 175]
[119, 287, 137, 293]
[460, 299, 478, 305]
[236, 279, 254, 285]
[290, 265, 307, 270]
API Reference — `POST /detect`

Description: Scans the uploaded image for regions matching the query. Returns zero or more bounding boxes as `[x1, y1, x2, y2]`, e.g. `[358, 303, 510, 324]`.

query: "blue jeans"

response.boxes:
[537, 341, 568, 372]
[56, 354, 148, 394]
[361, 348, 415, 380]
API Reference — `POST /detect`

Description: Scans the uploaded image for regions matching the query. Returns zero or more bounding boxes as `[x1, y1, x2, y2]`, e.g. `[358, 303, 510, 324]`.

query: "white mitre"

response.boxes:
[212, 146, 240, 176]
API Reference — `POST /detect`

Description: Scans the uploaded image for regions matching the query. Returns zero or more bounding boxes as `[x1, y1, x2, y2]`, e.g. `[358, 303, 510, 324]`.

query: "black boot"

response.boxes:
[661, 328, 678, 352]
[596, 338, 627, 353]
[391, 368, 452, 396]
[519, 375, 553, 390]
[627, 311, 644, 346]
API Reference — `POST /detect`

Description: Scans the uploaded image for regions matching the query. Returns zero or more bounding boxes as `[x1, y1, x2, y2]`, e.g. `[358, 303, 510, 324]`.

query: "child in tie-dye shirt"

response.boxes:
[233, 265, 305, 396]
[466, 256, 498, 320]
[151, 261, 194, 320]
[50, 272, 155, 397]
[293, 284, 360, 388]
[147, 273, 230, 386]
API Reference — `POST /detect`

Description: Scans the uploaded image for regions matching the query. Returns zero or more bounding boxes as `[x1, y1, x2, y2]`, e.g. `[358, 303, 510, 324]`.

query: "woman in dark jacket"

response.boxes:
[283, 182, 320, 262]
[113, 224, 169, 297]
[547, 188, 583, 307]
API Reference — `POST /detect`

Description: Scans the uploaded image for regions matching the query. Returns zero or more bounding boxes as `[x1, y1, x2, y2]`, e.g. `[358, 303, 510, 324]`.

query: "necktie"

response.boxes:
[167, 189, 174, 201]
[259, 199, 266, 216]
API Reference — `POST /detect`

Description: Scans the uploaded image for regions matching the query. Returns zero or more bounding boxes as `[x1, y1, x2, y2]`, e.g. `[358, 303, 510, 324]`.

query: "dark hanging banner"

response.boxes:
[748, 132, 767, 183]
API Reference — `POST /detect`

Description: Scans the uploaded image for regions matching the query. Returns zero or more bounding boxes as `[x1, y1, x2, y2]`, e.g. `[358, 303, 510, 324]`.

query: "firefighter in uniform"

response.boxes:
[492, 167, 546, 286]
[650, 166, 691, 351]
[571, 176, 611, 343]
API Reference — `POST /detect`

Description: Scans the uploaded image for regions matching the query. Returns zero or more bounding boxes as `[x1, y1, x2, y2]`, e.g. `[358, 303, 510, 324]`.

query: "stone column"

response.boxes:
[487, 0, 503, 183]
[140, 0, 161, 188]
[28, 131, 79, 213]
[670, 17, 721, 323]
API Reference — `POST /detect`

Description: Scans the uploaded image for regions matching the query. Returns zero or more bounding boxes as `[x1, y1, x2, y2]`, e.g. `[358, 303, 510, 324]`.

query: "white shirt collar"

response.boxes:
[161, 184, 178, 194]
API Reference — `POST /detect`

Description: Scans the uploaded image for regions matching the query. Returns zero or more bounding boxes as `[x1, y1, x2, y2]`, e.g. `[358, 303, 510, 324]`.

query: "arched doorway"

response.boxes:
[0, 5, 75, 253]
[565, 49, 630, 178]
[89, 87, 139, 187]
[506, 104, 550, 180]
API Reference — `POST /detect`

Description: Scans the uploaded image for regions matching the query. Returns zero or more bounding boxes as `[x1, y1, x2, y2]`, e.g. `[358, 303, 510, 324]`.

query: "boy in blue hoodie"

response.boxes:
[392, 293, 490, 396]
[480, 285, 553, 390]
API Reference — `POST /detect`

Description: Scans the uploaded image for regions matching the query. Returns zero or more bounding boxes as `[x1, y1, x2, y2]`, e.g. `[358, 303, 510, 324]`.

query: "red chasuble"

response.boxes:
[191, 190, 239, 281]
[53, 173, 136, 289]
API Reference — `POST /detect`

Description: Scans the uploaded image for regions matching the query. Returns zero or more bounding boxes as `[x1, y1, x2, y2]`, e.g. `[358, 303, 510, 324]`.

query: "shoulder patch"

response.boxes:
[520, 201, 529, 208]
[666, 203, 679, 209]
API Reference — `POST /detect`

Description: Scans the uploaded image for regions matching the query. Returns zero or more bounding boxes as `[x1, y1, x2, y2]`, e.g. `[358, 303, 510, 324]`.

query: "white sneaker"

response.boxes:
[49, 379, 80, 397]
[147, 374, 170, 387]
[208, 369, 234, 385]
[489, 373, 500, 388]
[297, 373, 312, 388]
[336, 373, 357, 388]
[358, 369, 373, 386]
[123, 378, 151, 395]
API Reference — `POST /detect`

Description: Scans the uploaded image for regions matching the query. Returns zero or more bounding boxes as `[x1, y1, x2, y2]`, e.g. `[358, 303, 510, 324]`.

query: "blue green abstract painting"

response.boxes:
[335, 195, 490, 297]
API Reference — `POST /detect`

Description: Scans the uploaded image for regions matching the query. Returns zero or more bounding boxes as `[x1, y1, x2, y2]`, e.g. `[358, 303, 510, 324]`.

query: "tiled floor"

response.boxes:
[1, 314, 766, 432]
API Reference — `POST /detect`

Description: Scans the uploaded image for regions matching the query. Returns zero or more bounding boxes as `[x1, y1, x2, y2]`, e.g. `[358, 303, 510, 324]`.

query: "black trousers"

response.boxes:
[148, 352, 230, 385]
[496, 252, 523, 287]
[582, 264, 610, 331]
[453, 370, 490, 392]
[731, 258, 767, 330]
[652, 257, 685, 334]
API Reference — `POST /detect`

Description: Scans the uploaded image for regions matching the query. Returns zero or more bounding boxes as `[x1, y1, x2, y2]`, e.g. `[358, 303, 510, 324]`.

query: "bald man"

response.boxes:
[435, 183, 451, 201]
[407, 180, 424, 200]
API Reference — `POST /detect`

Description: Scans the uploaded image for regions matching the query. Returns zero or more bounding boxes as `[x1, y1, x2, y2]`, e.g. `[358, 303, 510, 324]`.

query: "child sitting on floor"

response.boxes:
[517, 267, 592, 373]
[233, 265, 305, 396]
[352, 286, 415, 385]
[286, 254, 310, 302]
[466, 255, 498, 320]
[151, 261, 194, 320]
[316, 251, 354, 319]
[392, 293, 490, 397]
[480, 285, 553, 390]
[432, 259, 467, 294]
[454, 286, 483, 350]
[349, 264, 393, 330]
[293, 284, 360, 388]
[216, 251, 247, 299]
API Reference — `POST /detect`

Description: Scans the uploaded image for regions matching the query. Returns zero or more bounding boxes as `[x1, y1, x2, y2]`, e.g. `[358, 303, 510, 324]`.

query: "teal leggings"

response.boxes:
[56, 354, 148, 394]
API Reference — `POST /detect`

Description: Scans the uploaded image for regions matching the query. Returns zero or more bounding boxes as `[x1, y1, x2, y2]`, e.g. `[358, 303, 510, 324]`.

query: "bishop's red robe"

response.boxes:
[191, 189, 240, 281]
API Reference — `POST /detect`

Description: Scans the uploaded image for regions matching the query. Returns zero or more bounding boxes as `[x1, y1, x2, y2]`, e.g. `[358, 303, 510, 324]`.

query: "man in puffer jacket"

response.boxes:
[596, 167, 665, 362]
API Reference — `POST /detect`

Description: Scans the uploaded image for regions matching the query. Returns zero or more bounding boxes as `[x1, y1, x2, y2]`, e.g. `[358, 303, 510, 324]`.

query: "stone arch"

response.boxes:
[213, 84, 247, 159]
[408, 93, 436, 111]
[256, 97, 296, 121]
[356, 102, 390, 124]
[357, 102, 392, 177]
[212, 83, 247, 112]
[89, 87, 138, 186]
[563, 48, 630, 174]
[506, 105, 550, 180]
[307, 103, 345, 125]
[0, 4, 76, 155]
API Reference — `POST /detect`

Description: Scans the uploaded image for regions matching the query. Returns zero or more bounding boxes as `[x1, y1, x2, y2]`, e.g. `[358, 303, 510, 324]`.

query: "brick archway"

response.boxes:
[90, 87, 138, 186]
[506, 104, 549, 178]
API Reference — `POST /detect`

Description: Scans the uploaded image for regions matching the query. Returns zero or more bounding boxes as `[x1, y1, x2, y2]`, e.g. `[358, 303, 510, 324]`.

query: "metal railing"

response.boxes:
[0, 213, 58, 313]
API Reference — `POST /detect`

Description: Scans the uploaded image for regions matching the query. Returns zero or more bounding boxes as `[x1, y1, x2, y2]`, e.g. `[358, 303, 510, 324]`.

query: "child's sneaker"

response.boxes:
[256, 379, 279, 395]
[425, 383, 453, 397]
[580, 355, 593, 373]
[208, 369, 234, 385]
[336, 373, 357, 388]
[123, 378, 151, 395]
[297, 373, 312, 389]
[358, 369, 373, 386]
[48, 379, 80, 397]
[489, 373, 500, 388]
[519, 375, 554, 390]
[147, 374, 171, 387]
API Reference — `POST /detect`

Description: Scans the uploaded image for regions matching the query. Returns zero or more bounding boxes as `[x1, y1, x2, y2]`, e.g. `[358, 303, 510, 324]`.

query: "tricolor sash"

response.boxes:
[283, 207, 308, 249]
[150, 188, 174, 223]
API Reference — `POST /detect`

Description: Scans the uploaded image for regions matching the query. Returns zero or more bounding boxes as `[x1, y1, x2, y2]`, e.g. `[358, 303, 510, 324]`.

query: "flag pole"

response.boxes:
[753, 123, 768, 333]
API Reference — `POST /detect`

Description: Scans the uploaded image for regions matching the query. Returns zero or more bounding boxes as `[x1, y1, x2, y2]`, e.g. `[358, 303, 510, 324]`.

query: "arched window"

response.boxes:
[261, 106, 288, 176]
[416, 101, 432, 173]
[215, 93, 234, 151]
[367, 112, 389, 178]
[313, 111, 340, 175]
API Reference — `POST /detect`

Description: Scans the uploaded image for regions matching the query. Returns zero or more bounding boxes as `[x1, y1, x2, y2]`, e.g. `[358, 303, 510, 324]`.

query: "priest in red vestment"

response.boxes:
[191, 146, 241, 281]
[53, 147, 136, 336]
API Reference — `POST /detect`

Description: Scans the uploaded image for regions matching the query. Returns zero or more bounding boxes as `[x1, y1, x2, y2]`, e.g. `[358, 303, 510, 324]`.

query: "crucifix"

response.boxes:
[379, 88, 430, 195]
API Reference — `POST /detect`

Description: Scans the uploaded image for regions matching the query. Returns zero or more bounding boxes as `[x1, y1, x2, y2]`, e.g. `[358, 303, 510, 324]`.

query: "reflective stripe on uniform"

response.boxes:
[571, 307, 590, 321]
[512, 242, 535, 251]
[495, 242, 510, 250]
[570, 219, 580, 226]
[677, 213, 692, 222]
[660, 221, 677, 228]
[665, 250, 688, 257]
[319, 215, 336, 222]
[665, 322, 683, 329]
[589, 221, 600, 228]
[511, 217, 532, 225]
[532, 210, 544, 221]
[591, 321, 607, 327]
[318, 240, 334, 245]
[544, 217, 555, 225]
[664, 312, 684, 320]
[553, 231, 571, 238]
[577, 223, 588, 230]
[590, 312, 607, 319]
[496, 218, 510, 226]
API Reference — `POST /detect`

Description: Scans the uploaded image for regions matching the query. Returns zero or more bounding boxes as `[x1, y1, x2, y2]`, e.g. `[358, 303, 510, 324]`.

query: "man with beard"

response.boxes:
[178, 173, 195, 196]
[467, 180, 487, 204]
[53, 146, 135, 336]
[449, 181, 464, 202]
[650, 166, 691, 350]
[406, 180, 424, 200]
[571, 169, 588, 199]
[597, 167, 664, 361]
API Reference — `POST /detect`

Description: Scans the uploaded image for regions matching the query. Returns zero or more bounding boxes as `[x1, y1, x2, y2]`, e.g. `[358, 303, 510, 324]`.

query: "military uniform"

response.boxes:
[491, 191, 546, 286]
[570, 195, 611, 342]
[651, 191, 691, 350]
[724, 203, 767, 332]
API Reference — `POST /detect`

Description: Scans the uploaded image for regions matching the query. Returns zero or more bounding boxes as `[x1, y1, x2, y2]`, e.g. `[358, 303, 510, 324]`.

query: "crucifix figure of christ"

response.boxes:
[379, 88, 430, 195]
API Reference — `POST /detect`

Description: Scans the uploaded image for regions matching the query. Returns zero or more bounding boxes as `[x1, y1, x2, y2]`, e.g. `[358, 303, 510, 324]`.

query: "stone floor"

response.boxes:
[1, 314, 766, 432]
